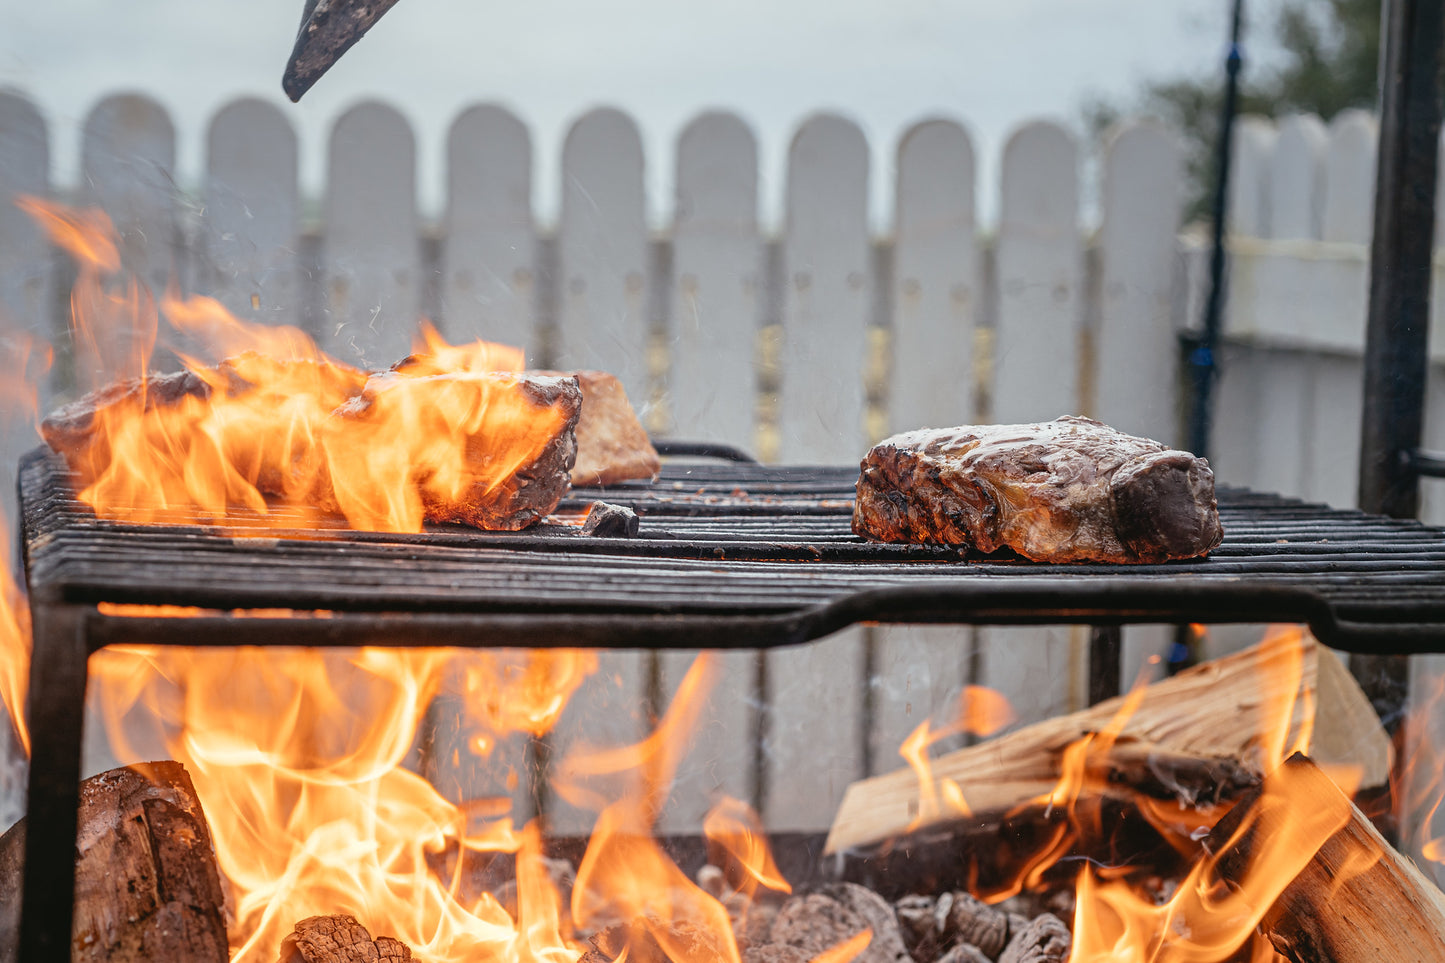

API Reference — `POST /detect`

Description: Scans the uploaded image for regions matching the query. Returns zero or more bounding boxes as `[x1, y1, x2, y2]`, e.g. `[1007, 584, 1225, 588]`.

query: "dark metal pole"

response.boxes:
[1185, 0, 1247, 460]
[1354, 0, 1445, 734]
[1358, 0, 1445, 519]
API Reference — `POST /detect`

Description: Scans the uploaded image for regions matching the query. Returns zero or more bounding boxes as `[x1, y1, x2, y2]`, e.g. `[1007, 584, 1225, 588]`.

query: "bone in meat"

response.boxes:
[852, 416, 1223, 563]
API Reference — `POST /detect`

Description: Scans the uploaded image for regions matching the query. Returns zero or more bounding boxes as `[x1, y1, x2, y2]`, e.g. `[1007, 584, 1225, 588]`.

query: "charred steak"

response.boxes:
[853, 416, 1223, 563]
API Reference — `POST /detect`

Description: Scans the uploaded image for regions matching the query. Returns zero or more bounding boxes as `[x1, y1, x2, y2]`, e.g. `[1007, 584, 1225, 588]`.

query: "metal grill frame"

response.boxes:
[17, 444, 1445, 959]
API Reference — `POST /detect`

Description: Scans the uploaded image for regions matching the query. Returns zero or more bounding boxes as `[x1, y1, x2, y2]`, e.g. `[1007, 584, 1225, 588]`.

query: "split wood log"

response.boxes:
[826, 636, 1389, 857]
[276, 915, 413, 962]
[1207, 754, 1445, 963]
[0, 761, 227, 963]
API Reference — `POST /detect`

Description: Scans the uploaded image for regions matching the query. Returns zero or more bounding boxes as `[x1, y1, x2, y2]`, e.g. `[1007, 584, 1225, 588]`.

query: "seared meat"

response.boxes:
[853, 416, 1223, 563]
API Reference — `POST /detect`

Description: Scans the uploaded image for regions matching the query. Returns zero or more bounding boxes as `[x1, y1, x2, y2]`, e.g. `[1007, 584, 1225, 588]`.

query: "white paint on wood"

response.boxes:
[203, 97, 299, 328]
[1303, 354, 1362, 509]
[993, 120, 1081, 424]
[1211, 341, 1263, 487]
[868, 626, 972, 776]
[0, 90, 49, 825]
[889, 117, 977, 432]
[767, 113, 871, 832]
[776, 112, 871, 463]
[1267, 114, 1327, 241]
[0, 91, 52, 342]
[762, 630, 866, 831]
[1228, 116, 1276, 238]
[656, 650, 755, 834]
[663, 112, 762, 834]
[670, 111, 761, 449]
[1322, 109, 1377, 244]
[1095, 120, 1184, 443]
[1253, 349, 1311, 497]
[322, 100, 420, 366]
[557, 107, 650, 403]
[977, 626, 1076, 726]
[874, 117, 979, 775]
[79, 92, 177, 386]
[442, 104, 537, 359]
[543, 651, 648, 836]
[985, 120, 1083, 723]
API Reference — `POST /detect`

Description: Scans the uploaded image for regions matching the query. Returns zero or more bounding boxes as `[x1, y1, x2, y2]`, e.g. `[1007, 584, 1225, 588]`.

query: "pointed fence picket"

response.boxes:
[78, 93, 177, 388]
[441, 104, 537, 358]
[12, 89, 1445, 837]
[764, 113, 871, 831]
[980, 120, 1084, 725]
[556, 107, 650, 400]
[868, 118, 979, 775]
[656, 110, 762, 835]
[544, 107, 653, 835]
[1096, 120, 1186, 685]
[322, 100, 420, 366]
[669, 111, 761, 450]
[202, 98, 300, 328]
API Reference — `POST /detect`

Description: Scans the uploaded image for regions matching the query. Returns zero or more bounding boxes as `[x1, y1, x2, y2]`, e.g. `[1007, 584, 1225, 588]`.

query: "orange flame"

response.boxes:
[88, 645, 602, 963]
[900, 685, 1016, 828]
[1070, 760, 1351, 961]
[23, 198, 564, 534]
[703, 795, 791, 898]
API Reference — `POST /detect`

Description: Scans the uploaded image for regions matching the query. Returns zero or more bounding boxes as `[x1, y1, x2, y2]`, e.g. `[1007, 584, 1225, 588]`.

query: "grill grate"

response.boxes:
[20, 448, 1445, 653]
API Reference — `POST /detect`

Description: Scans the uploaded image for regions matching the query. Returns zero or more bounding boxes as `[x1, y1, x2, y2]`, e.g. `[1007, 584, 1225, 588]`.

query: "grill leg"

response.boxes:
[18, 605, 89, 963]
[1088, 625, 1122, 705]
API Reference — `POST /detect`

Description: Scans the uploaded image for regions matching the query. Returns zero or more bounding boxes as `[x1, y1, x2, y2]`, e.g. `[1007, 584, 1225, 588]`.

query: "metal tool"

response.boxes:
[283, 0, 404, 102]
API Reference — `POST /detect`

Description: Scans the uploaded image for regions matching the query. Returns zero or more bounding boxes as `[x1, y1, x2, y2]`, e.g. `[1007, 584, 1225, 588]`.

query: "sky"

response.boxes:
[0, 0, 1280, 228]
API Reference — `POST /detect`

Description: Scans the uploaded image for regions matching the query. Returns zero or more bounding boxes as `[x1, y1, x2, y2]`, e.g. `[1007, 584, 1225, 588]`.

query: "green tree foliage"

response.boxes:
[1090, 0, 1381, 220]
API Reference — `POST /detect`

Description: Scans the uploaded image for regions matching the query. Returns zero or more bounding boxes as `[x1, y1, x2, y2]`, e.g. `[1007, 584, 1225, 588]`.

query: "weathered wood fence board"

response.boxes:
[868, 118, 978, 776]
[557, 107, 650, 400]
[980, 120, 1083, 725]
[202, 98, 300, 328]
[764, 113, 871, 831]
[323, 100, 420, 365]
[10, 90, 1445, 836]
[441, 104, 537, 357]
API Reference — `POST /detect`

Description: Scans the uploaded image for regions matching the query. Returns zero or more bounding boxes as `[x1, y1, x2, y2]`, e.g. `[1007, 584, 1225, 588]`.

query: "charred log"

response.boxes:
[827, 638, 1390, 859]
[1206, 754, 1445, 963]
[0, 761, 227, 963]
[276, 915, 412, 962]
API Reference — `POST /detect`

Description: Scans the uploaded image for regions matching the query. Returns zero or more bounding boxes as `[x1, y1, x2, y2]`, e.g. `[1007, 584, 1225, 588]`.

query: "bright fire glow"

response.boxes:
[899, 685, 1016, 827]
[21, 195, 567, 534]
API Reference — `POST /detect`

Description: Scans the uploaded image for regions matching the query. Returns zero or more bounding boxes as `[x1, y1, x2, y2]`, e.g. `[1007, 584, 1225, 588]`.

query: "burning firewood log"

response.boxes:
[276, 915, 414, 963]
[0, 761, 227, 963]
[1207, 754, 1445, 963]
[39, 358, 584, 532]
[826, 635, 1389, 861]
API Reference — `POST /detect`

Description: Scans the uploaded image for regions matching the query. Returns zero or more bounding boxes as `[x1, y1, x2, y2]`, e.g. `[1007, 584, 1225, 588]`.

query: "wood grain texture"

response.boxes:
[0, 761, 227, 963]
[322, 100, 420, 366]
[669, 111, 760, 449]
[203, 97, 300, 329]
[826, 636, 1389, 855]
[442, 104, 537, 359]
[556, 107, 649, 402]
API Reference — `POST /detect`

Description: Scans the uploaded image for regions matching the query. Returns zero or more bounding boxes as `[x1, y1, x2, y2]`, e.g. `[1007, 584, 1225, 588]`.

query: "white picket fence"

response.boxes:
[3, 90, 1445, 842]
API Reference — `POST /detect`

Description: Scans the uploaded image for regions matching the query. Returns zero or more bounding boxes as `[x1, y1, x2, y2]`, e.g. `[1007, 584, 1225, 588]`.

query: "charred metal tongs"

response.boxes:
[282, 0, 404, 102]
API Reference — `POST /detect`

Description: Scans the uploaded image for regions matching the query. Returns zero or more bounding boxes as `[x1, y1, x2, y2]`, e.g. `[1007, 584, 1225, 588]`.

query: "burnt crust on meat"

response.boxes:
[852, 416, 1223, 563]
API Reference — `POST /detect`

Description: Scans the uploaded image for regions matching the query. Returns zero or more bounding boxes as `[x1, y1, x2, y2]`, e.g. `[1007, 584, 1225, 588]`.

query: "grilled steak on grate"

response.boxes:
[853, 416, 1223, 563]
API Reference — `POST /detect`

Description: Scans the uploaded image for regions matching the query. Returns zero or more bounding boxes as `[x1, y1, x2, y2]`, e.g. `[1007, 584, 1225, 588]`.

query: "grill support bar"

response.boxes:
[1355, 0, 1445, 727]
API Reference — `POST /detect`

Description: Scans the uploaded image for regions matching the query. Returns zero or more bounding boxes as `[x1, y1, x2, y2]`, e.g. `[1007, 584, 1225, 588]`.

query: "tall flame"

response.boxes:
[20, 197, 564, 534]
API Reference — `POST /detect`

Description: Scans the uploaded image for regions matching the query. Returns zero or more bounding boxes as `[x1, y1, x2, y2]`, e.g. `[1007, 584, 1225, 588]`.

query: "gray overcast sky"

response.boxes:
[2, 0, 1277, 226]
